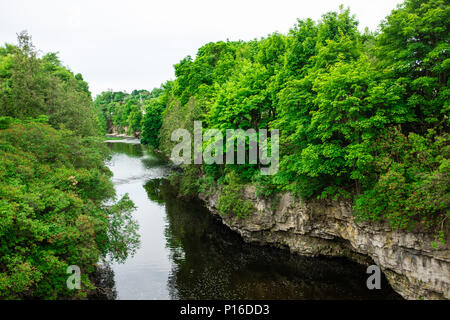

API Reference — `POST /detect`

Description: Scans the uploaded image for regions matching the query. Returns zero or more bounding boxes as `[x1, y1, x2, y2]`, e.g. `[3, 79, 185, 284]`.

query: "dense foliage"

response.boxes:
[94, 84, 172, 144]
[0, 34, 139, 299]
[140, 83, 172, 148]
[100, 0, 450, 243]
[217, 171, 255, 219]
[0, 32, 100, 137]
[94, 90, 147, 136]
[0, 118, 139, 299]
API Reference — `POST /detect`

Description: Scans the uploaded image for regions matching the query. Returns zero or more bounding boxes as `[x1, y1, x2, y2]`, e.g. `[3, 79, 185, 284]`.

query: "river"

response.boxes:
[103, 139, 400, 300]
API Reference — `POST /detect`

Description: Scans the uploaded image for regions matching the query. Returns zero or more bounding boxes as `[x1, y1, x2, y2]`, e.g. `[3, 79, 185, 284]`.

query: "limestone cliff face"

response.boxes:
[199, 186, 449, 300]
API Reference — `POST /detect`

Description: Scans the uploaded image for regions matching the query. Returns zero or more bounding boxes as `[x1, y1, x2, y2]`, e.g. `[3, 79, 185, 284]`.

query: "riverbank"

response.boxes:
[198, 186, 449, 300]
[159, 149, 449, 299]
[103, 141, 401, 299]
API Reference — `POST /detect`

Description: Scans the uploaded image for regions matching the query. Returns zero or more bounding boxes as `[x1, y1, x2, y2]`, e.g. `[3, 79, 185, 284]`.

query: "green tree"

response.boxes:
[0, 31, 100, 137]
[0, 119, 139, 299]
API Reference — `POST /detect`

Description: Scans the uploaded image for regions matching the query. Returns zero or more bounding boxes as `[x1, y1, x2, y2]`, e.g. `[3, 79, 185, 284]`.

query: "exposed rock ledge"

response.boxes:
[199, 186, 449, 300]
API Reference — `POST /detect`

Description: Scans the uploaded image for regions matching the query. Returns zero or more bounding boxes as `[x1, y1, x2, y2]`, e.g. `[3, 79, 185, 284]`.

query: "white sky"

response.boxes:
[0, 0, 404, 97]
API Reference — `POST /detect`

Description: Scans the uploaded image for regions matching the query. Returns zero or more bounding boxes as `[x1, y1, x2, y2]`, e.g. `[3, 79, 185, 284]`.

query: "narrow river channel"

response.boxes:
[104, 139, 400, 300]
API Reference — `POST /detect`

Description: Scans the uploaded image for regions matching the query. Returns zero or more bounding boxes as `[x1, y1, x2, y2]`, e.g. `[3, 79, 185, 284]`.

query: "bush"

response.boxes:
[217, 172, 254, 219]
[0, 121, 139, 299]
[354, 129, 449, 243]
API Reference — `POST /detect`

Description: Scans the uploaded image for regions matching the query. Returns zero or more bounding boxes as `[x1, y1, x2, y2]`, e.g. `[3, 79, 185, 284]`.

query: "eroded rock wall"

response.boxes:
[200, 187, 450, 300]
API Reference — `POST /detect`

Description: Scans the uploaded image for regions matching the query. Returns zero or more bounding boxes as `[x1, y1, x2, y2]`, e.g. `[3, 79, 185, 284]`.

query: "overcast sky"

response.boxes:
[0, 0, 404, 97]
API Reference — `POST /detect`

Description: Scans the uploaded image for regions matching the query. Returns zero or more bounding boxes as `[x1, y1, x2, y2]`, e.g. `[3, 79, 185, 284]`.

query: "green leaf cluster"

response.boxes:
[0, 32, 101, 137]
[0, 120, 139, 299]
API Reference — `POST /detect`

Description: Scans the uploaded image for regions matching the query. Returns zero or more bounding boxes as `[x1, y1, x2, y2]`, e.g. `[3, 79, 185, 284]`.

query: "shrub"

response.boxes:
[217, 172, 254, 219]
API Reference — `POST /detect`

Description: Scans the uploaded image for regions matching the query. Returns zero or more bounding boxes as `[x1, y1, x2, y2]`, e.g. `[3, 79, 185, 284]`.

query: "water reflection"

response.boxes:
[106, 142, 171, 299]
[105, 142, 401, 300]
[106, 139, 144, 157]
[155, 179, 399, 300]
[89, 264, 118, 300]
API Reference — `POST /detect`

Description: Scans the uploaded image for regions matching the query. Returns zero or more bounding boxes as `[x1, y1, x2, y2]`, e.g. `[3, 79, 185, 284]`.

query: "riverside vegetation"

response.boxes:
[0, 0, 448, 299]
[0, 32, 139, 299]
[98, 0, 449, 246]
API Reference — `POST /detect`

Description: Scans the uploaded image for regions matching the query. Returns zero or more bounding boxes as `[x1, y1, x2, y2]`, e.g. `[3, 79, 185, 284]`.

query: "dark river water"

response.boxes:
[103, 139, 400, 300]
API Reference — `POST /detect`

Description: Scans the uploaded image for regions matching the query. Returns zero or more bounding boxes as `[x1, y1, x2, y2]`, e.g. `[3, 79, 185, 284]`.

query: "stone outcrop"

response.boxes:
[199, 186, 449, 300]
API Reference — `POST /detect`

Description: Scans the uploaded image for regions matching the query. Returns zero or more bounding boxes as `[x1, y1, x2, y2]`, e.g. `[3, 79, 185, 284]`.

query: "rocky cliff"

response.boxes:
[199, 186, 450, 300]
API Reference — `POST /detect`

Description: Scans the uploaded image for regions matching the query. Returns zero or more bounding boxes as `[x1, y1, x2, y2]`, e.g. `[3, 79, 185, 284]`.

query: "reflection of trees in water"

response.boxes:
[143, 179, 166, 205]
[88, 264, 117, 300]
[107, 142, 144, 158]
[141, 155, 166, 170]
[107, 142, 167, 170]
[100, 143, 401, 299]
[148, 179, 401, 300]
